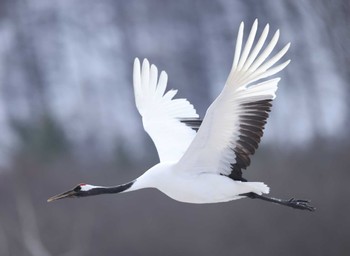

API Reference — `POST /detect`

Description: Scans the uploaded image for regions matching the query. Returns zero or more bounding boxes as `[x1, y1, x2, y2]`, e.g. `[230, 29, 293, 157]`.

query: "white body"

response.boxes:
[131, 163, 269, 203]
[130, 20, 288, 204]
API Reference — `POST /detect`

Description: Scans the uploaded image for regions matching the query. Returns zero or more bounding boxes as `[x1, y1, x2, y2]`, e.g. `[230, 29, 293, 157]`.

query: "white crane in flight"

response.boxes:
[48, 20, 315, 211]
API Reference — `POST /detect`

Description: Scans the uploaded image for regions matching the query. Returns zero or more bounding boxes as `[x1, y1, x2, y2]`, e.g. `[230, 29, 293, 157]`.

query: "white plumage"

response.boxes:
[48, 20, 315, 211]
[130, 19, 289, 203]
[133, 58, 199, 163]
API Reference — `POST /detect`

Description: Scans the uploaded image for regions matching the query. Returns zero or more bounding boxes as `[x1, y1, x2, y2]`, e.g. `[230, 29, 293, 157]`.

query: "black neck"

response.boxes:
[80, 181, 135, 197]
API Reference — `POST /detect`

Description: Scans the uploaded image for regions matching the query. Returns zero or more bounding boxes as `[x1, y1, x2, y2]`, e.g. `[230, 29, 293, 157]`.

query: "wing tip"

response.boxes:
[142, 58, 150, 69]
[282, 59, 291, 69]
[252, 18, 258, 28]
[159, 70, 168, 80]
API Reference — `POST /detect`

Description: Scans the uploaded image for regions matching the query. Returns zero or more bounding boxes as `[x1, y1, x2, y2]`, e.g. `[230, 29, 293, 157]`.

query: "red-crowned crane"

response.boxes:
[48, 20, 315, 211]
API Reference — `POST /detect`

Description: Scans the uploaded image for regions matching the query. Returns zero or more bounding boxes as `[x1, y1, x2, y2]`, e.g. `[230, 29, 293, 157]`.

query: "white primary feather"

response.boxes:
[133, 58, 199, 163]
[177, 19, 290, 176]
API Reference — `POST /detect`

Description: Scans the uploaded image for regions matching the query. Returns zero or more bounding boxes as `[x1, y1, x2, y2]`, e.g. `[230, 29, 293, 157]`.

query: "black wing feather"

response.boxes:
[179, 100, 272, 182]
[180, 118, 202, 131]
[228, 99, 273, 181]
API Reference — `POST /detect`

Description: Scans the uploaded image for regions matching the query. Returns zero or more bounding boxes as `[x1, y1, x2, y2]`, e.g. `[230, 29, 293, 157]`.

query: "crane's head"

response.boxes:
[47, 183, 97, 202]
[48, 181, 134, 202]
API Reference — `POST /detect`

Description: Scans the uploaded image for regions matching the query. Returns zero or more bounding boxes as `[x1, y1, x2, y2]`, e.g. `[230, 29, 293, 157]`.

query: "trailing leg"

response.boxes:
[241, 192, 315, 211]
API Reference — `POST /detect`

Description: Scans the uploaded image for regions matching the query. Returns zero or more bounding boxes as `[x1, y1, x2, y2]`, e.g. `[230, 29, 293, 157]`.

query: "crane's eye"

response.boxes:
[73, 185, 82, 192]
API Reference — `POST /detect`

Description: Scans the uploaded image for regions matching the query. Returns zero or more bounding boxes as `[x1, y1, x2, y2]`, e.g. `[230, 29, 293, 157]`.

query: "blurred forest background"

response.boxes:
[0, 0, 349, 255]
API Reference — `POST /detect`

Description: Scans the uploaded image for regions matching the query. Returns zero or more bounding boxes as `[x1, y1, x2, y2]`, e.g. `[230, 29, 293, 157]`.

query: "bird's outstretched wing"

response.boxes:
[177, 20, 290, 181]
[133, 58, 200, 163]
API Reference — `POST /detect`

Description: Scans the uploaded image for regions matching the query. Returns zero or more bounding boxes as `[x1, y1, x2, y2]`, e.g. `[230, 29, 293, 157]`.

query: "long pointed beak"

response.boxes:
[47, 189, 76, 202]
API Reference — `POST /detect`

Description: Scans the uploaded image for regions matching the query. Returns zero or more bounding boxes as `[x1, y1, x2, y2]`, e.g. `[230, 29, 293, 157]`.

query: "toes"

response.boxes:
[303, 205, 316, 211]
[296, 199, 310, 203]
[298, 202, 315, 212]
[289, 198, 310, 203]
[288, 198, 315, 211]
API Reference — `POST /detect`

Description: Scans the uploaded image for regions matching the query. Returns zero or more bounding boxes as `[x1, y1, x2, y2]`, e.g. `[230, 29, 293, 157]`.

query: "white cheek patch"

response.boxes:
[80, 185, 103, 191]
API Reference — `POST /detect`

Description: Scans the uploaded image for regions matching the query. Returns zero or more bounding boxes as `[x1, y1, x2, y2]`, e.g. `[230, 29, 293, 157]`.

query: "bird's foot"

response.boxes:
[285, 198, 315, 212]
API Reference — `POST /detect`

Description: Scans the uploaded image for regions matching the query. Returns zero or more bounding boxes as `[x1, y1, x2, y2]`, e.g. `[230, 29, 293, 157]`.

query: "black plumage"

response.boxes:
[228, 99, 272, 181]
[180, 118, 202, 131]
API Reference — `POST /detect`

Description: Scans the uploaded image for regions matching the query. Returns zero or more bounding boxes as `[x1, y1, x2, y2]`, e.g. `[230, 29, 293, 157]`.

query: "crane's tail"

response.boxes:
[248, 182, 270, 195]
